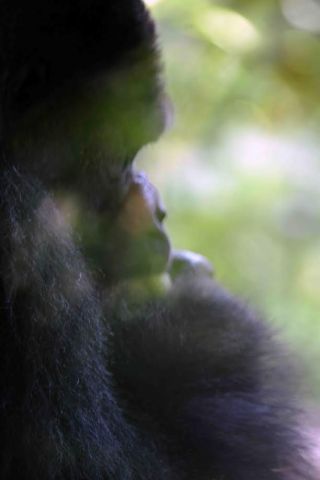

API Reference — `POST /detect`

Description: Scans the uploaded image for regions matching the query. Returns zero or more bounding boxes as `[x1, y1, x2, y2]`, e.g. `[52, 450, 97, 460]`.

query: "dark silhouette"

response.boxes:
[0, 1, 315, 479]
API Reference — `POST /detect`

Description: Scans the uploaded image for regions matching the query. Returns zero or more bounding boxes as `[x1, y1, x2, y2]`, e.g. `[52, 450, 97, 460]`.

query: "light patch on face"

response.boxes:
[117, 171, 163, 236]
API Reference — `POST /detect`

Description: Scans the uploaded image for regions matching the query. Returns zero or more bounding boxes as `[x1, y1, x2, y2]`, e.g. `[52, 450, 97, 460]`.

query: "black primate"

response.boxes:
[108, 279, 311, 480]
[0, 1, 316, 479]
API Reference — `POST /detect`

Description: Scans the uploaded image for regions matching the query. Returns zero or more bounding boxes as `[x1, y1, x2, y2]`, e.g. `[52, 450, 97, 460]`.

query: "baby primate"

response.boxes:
[0, 0, 316, 479]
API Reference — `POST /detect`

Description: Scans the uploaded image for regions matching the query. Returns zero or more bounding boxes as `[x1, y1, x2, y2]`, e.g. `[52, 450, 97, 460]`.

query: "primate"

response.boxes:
[0, 1, 316, 479]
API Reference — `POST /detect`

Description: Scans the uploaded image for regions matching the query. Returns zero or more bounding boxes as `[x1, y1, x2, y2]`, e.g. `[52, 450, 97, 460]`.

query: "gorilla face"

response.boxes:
[69, 170, 171, 283]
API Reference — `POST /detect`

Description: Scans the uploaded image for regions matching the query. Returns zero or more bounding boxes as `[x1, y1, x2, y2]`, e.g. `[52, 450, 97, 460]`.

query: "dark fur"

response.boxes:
[108, 279, 315, 480]
[0, 0, 159, 121]
[0, 166, 171, 480]
[0, 0, 317, 479]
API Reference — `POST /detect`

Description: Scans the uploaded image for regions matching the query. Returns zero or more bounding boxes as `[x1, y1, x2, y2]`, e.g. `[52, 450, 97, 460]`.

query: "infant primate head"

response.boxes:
[1, 0, 171, 282]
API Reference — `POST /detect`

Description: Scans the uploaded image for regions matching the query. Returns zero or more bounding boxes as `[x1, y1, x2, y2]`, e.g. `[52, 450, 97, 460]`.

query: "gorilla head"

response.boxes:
[0, 2, 173, 479]
[0, 0, 171, 283]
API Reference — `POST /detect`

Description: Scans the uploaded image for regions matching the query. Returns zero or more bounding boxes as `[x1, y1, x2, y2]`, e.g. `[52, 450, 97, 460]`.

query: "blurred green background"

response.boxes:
[139, 0, 320, 402]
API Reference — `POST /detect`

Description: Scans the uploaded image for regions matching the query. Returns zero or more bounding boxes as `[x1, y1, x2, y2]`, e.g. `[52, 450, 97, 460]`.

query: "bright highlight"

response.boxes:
[196, 7, 260, 54]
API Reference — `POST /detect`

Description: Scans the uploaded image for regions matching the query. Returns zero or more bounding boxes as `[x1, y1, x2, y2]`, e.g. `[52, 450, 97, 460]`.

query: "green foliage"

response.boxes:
[141, 0, 320, 400]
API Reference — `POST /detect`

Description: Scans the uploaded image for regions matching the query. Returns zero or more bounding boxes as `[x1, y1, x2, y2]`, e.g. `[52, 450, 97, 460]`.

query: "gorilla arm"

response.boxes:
[108, 276, 314, 480]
